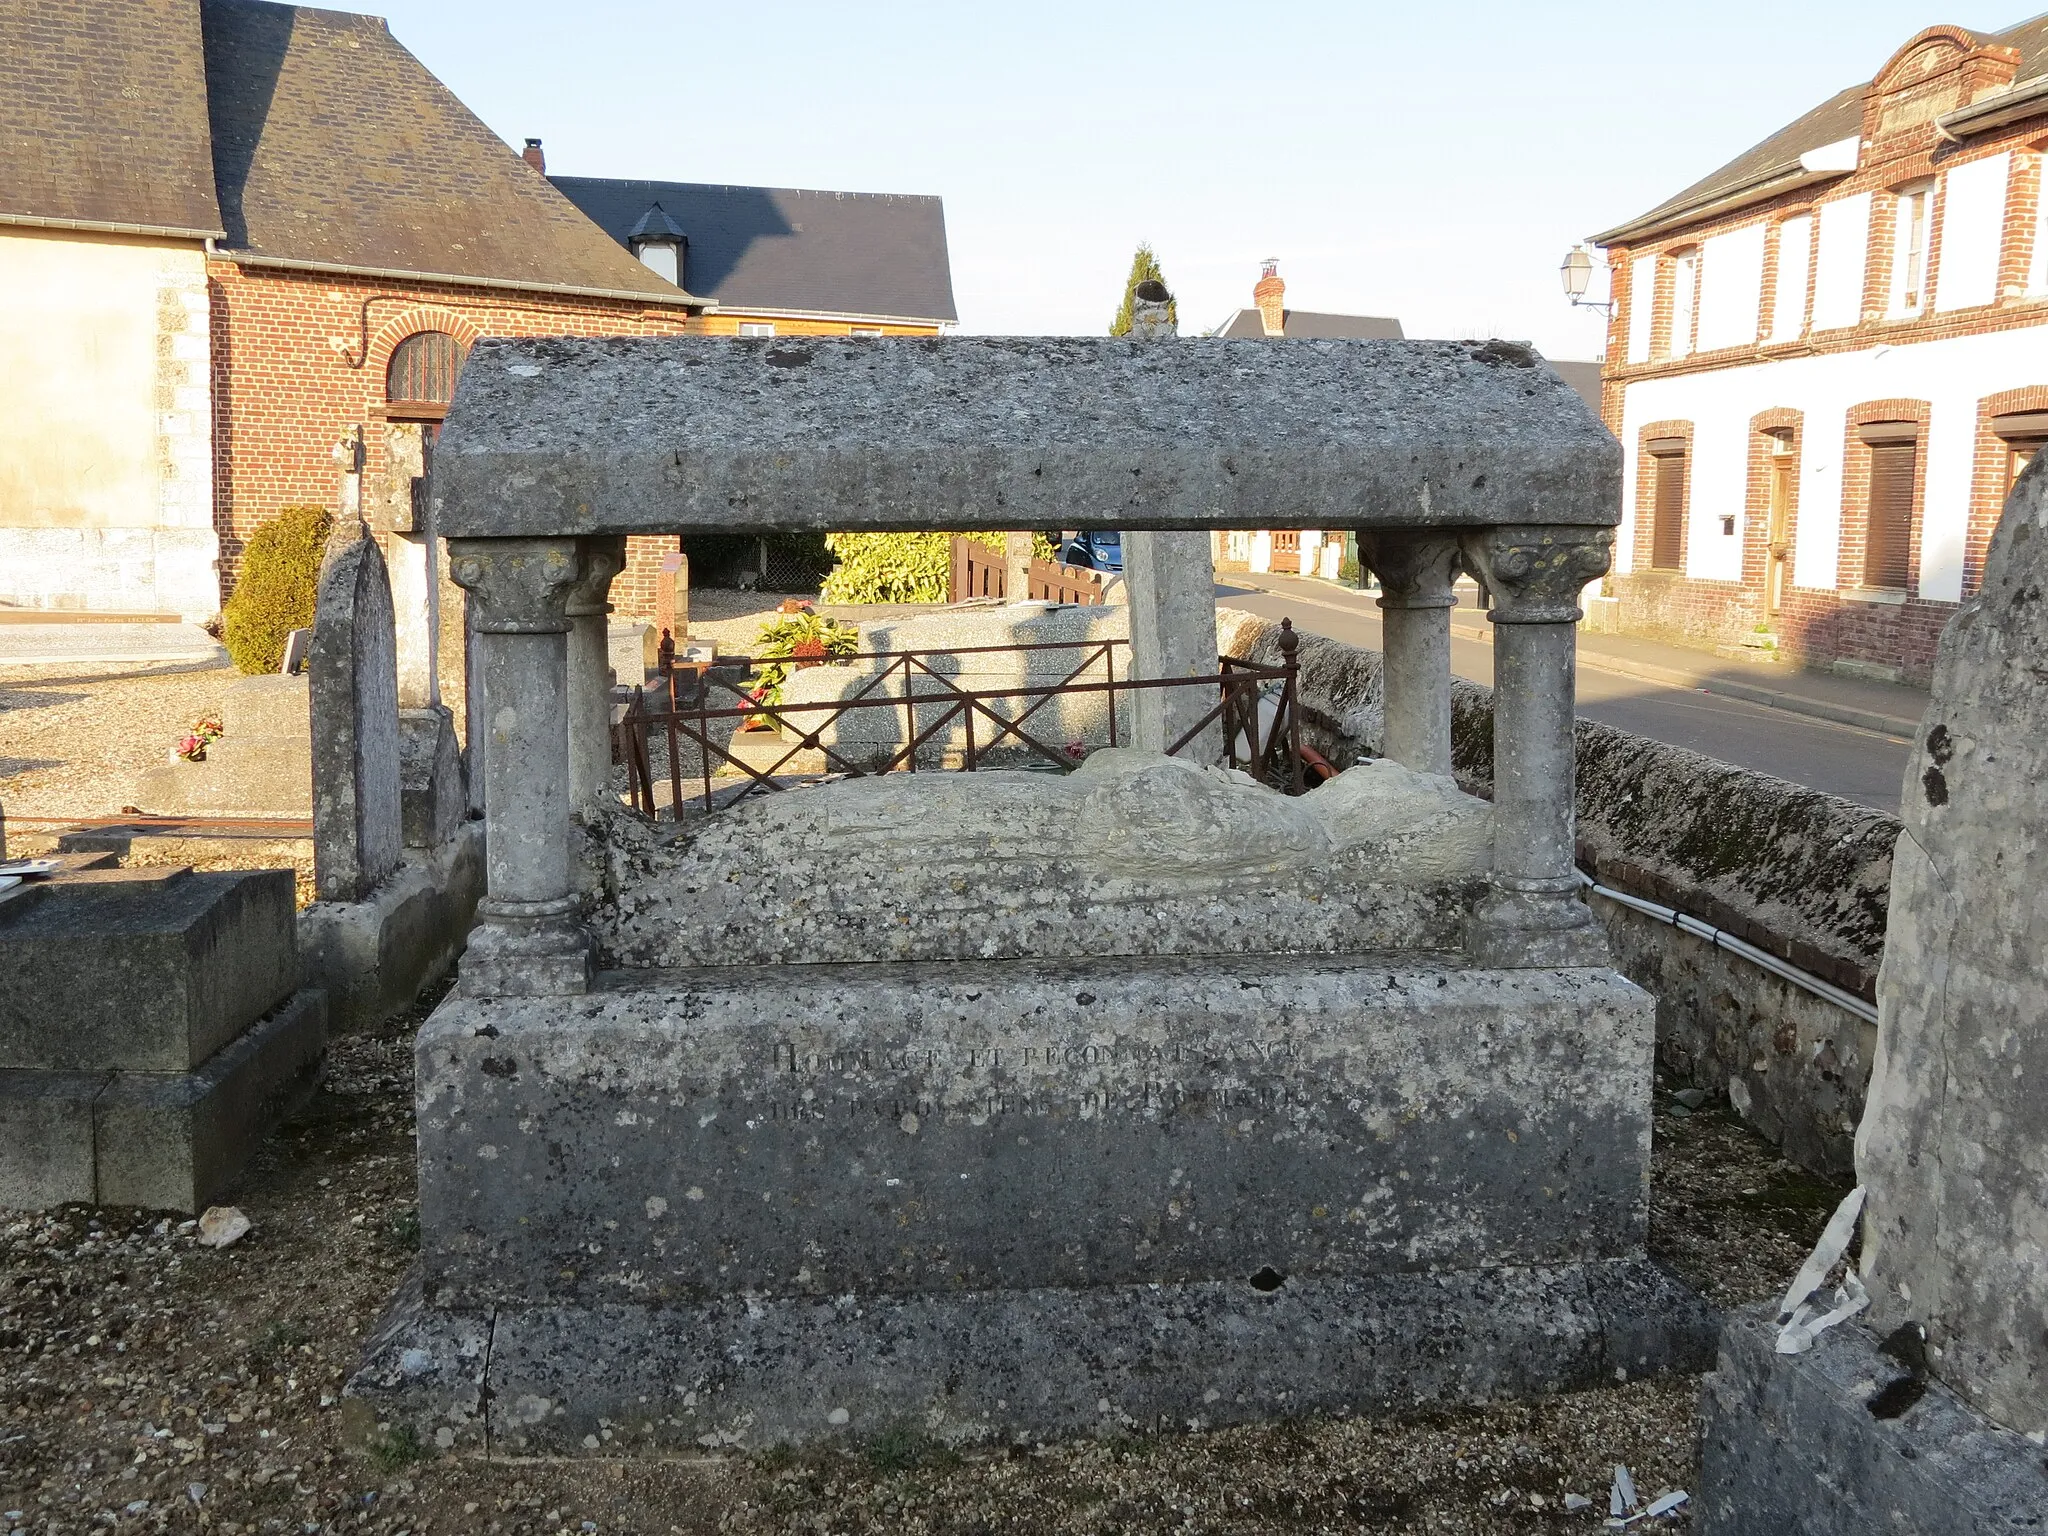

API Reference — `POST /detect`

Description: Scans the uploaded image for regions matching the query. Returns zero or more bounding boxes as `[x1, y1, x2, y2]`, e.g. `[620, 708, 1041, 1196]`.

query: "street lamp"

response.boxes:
[1559, 245, 1611, 315]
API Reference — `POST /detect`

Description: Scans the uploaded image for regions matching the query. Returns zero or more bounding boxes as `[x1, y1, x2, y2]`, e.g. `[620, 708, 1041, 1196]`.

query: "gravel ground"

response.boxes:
[0, 664, 237, 823]
[0, 1002, 1847, 1536]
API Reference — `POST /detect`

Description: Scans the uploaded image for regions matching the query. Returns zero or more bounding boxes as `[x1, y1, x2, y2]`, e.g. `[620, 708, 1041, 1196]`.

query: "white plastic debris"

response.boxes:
[1565, 1492, 1593, 1511]
[1611, 1464, 1637, 1516]
[1777, 1269, 1871, 1354]
[195, 1206, 251, 1249]
[1645, 1491, 1689, 1517]
[1775, 1185, 1866, 1326]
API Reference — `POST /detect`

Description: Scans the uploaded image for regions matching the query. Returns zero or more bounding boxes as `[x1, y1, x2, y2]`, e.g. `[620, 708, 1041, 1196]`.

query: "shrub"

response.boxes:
[222, 505, 331, 674]
[750, 608, 859, 706]
[818, 531, 1056, 605]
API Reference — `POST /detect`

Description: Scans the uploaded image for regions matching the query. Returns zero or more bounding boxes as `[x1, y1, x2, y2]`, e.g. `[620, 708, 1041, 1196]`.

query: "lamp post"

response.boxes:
[1559, 244, 1611, 316]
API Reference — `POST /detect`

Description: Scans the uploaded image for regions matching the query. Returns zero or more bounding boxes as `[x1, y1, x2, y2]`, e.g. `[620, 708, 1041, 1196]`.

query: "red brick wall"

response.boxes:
[207, 260, 698, 608]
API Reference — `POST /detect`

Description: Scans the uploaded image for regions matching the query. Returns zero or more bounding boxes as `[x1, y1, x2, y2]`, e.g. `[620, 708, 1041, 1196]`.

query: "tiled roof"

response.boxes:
[201, 0, 695, 302]
[1598, 14, 2048, 245]
[1217, 309, 1404, 340]
[553, 177, 958, 324]
[0, 0, 223, 235]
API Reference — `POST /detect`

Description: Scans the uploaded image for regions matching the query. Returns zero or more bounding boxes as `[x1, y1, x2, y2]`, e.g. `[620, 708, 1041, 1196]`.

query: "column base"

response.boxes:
[1466, 888, 1611, 968]
[459, 906, 593, 998]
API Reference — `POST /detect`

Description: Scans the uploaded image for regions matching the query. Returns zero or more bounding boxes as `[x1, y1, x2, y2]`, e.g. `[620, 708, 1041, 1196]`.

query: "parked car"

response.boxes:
[1054, 530, 1124, 572]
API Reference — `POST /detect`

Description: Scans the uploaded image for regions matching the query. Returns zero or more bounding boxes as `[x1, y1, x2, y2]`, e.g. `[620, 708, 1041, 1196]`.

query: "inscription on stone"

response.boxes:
[755, 1037, 1317, 1127]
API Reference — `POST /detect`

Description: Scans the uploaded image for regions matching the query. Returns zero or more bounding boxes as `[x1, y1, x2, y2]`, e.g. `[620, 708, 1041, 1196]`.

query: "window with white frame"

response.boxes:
[738, 322, 776, 337]
[1667, 248, 1700, 358]
[849, 326, 883, 337]
[1890, 182, 1934, 316]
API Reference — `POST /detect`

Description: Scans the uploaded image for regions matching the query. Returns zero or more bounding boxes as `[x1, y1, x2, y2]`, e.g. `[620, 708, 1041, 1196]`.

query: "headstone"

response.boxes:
[1119, 282, 1223, 761]
[310, 523, 403, 902]
[1695, 463, 2048, 1529]
[1003, 531, 1034, 599]
[279, 627, 311, 676]
[653, 550, 689, 646]
[398, 706, 466, 849]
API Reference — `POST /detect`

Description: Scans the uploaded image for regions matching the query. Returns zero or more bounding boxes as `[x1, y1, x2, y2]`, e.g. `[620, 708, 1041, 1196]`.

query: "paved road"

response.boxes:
[1217, 582, 1913, 813]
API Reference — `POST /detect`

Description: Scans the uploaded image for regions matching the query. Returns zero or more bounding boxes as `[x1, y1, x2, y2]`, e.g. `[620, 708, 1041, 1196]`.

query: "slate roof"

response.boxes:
[0, 0, 223, 236]
[1217, 309, 1404, 340]
[553, 178, 958, 324]
[200, 0, 695, 303]
[1598, 14, 2048, 245]
[1546, 360, 1604, 416]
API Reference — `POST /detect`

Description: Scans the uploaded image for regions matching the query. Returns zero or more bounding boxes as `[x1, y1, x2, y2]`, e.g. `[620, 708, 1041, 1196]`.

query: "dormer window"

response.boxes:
[1891, 182, 1933, 315]
[627, 204, 687, 289]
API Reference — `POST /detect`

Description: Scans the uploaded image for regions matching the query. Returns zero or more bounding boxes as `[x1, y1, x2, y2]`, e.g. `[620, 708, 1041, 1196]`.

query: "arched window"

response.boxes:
[385, 331, 465, 417]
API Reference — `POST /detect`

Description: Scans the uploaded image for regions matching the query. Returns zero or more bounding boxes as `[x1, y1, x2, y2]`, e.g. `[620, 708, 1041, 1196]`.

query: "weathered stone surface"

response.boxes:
[1696, 1305, 2048, 1535]
[300, 823, 484, 1032]
[432, 336, 1621, 538]
[311, 525, 403, 902]
[358, 1257, 1713, 1455]
[128, 674, 314, 818]
[397, 706, 465, 850]
[589, 754, 1492, 970]
[1124, 531, 1221, 757]
[0, 988, 326, 1213]
[1857, 465, 2048, 1433]
[0, 868, 298, 1072]
[93, 987, 327, 1212]
[415, 959, 1651, 1310]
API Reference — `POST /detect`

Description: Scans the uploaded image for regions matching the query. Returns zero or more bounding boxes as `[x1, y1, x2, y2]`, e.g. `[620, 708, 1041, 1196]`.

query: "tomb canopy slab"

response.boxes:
[431, 336, 1620, 539]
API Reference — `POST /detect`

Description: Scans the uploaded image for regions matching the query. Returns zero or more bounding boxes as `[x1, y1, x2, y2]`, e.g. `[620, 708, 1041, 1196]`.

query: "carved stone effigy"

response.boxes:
[348, 336, 1715, 1456]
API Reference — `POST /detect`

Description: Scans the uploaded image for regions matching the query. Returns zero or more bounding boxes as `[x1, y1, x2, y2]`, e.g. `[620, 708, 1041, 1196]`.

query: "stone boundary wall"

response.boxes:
[1219, 608, 1902, 1177]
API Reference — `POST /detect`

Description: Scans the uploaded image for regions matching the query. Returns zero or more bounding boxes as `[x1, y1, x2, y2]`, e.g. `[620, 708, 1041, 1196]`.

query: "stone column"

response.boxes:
[1358, 532, 1460, 775]
[565, 537, 626, 808]
[447, 538, 590, 997]
[1004, 532, 1035, 602]
[1458, 526, 1612, 968]
[1121, 281, 1222, 761]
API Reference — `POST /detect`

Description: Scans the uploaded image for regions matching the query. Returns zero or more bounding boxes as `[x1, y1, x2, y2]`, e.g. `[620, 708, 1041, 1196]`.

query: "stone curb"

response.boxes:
[1224, 581, 1925, 741]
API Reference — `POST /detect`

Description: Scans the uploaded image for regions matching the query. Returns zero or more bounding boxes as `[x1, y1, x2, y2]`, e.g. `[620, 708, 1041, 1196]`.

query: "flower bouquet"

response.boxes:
[175, 714, 225, 762]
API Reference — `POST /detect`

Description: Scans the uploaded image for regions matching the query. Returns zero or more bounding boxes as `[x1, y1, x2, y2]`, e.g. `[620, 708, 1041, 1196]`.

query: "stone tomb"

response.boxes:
[349, 336, 1712, 1453]
[0, 865, 327, 1211]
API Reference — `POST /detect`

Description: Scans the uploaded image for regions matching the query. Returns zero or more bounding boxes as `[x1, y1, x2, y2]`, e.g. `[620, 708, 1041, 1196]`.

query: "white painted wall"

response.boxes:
[1769, 215, 1813, 341]
[1698, 225, 1765, 352]
[0, 229, 216, 616]
[1617, 324, 2048, 602]
[1627, 254, 1657, 363]
[1813, 194, 1872, 332]
[1935, 153, 2008, 312]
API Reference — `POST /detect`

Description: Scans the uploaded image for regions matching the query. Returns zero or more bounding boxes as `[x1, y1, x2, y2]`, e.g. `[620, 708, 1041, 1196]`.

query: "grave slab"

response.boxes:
[1696, 1305, 2048, 1535]
[0, 868, 298, 1072]
[130, 675, 314, 818]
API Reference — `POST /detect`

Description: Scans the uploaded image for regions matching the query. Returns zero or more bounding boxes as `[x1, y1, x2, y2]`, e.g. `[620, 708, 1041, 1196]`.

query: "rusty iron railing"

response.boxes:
[615, 621, 1303, 817]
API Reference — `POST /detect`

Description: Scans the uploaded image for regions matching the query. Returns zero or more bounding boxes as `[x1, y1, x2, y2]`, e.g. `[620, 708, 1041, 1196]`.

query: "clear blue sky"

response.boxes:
[373, 1, 2023, 355]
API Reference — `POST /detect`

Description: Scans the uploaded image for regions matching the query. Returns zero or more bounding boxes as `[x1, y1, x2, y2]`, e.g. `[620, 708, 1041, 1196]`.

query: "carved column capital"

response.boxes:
[1358, 531, 1462, 611]
[447, 538, 583, 634]
[564, 536, 627, 620]
[1459, 526, 1613, 624]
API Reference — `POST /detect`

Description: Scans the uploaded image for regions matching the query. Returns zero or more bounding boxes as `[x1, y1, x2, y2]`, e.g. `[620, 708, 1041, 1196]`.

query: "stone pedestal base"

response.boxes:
[348, 954, 1713, 1451]
[0, 988, 327, 1211]
[351, 1256, 1714, 1455]
[1696, 1304, 2048, 1533]
[300, 823, 485, 1031]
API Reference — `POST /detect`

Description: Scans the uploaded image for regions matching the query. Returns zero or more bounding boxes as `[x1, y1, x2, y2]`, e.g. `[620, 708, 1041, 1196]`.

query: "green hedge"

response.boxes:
[222, 505, 331, 674]
[818, 532, 1055, 605]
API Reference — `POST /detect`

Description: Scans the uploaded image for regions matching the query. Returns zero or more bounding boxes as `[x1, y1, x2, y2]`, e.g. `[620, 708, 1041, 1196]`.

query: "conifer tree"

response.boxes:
[1109, 242, 1177, 335]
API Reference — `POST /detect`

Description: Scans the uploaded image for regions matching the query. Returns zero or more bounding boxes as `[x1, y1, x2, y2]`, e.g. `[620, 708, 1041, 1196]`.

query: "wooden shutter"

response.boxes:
[1651, 451, 1687, 570]
[1865, 441, 1916, 589]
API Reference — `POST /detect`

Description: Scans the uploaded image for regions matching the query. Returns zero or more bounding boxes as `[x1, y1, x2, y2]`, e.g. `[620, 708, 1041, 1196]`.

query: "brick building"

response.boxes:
[1593, 19, 2048, 683]
[1, 0, 954, 622]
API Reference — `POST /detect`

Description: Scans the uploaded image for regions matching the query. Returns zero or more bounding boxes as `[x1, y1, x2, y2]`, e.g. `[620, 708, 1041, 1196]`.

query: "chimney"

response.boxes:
[522, 138, 546, 174]
[1253, 258, 1285, 337]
